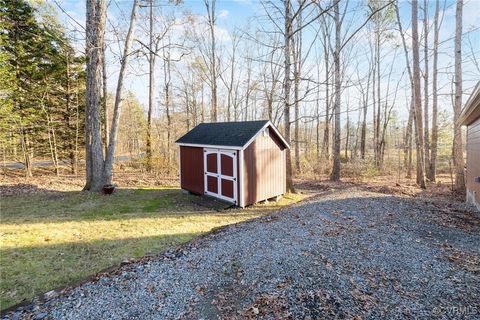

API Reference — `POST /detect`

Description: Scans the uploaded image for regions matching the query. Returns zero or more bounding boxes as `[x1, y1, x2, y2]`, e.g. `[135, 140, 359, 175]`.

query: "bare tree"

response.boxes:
[428, 0, 442, 181]
[368, 0, 395, 168]
[293, 1, 303, 173]
[453, 0, 465, 193]
[258, 35, 282, 122]
[330, 0, 341, 181]
[395, 0, 414, 178]
[412, 0, 426, 188]
[163, 37, 173, 163]
[423, 0, 430, 177]
[102, 42, 108, 156]
[84, 0, 107, 191]
[284, 0, 294, 191]
[357, 61, 372, 160]
[404, 103, 414, 178]
[103, 0, 139, 185]
[146, 0, 156, 171]
[84, 0, 139, 191]
[320, 16, 331, 161]
[243, 48, 254, 121]
[205, 0, 218, 122]
[145, 0, 156, 171]
[219, 31, 241, 122]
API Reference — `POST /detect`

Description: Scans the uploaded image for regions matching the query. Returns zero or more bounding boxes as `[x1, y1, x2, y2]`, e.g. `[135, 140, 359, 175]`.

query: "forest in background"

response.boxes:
[1, 0, 479, 192]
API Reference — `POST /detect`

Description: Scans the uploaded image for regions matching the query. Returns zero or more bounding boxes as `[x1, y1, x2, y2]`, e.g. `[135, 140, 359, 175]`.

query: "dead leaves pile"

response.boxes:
[242, 293, 292, 319]
[431, 204, 480, 233]
[442, 243, 480, 274]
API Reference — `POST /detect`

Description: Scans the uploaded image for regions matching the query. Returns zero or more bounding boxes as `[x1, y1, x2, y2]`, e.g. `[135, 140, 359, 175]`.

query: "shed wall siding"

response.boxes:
[466, 117, 480, 209]
[243, 132, 286, 206]
[180, 146, 204, 195]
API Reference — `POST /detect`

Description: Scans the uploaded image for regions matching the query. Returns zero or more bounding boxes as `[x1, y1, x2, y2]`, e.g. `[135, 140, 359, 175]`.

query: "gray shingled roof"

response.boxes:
[175, 120, 269, 147]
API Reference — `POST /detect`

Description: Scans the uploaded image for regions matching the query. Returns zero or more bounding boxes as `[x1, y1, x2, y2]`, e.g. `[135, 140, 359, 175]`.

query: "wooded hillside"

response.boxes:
[1, 0, 479, 192]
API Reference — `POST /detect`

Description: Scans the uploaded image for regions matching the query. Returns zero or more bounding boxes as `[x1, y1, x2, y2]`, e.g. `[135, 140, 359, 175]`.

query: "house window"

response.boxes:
[263, 128, 269, 137]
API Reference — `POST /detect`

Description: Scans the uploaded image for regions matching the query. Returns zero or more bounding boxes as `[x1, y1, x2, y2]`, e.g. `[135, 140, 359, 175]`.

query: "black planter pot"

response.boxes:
[103, 184, 115, 195]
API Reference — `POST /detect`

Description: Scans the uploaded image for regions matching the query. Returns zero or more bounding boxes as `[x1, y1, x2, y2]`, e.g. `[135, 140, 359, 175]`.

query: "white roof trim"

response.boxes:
[175, 121, 290, 150]
[176, 142, 239, 150]
[459, 81, 480, 125]
[241, 121, 290, 150]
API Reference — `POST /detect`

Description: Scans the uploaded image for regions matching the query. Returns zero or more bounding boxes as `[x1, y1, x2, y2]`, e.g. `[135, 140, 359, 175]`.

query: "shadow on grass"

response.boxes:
[1, 232, 202, 311]
[3, 189, 222, 222]
[1, 187, 294, 225]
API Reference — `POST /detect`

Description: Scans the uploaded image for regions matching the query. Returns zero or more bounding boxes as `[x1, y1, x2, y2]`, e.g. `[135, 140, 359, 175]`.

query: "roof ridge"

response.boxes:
[198, 120, 269, 124]
[175, 120, 272, 148]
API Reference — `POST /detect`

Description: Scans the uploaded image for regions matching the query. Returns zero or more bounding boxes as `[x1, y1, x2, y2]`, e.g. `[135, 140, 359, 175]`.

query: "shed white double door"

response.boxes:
[204, 148, 238, 204]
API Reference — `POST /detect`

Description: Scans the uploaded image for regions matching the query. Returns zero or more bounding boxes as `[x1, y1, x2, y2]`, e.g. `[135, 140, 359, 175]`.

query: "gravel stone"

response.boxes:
[3, 189, 479, 319]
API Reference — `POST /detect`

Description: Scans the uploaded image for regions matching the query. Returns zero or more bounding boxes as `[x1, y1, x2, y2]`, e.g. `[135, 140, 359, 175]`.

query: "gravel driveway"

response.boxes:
[5, 189, 480, 319]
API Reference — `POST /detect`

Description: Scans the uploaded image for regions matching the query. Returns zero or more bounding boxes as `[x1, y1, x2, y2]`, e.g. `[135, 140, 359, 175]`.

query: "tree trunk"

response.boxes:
[293, 54, 300, 173]
[84, 0, 107, 191]
[330, 0, 341, 181]
[205, 0, 217, 122]
[412, 0, 426, 189]
[372, 40, 377, 164]
[360, 101, 367, 159]
[103, 0, 138, 185]
[192, 81, 198, 126]
[146, 0, 155, 171]
[361, 71, 371, 160]
[395, 0, 415, 179]
[375, 28, 381, 167]
[354, 105, 362, 158]
[74, 77, 80, 175]
[345, 107, 349, 161]
[423, 0, 430, 178]
[428, 0, 440, 181]
[45, 110, 59, 176]
[453, 0, 465, 193]
[185, 87, 190, 131]
[284, 0, 294, 191]
[245, 61, 252, 121]
[2, 141, 6, 178]
[20, 128, 33, 178]
[51, 127, 60, 176]
[293, 4, 302, 173]
[102, 42, 108, 156]
[321, 26, 330, 160]
[201, 83, 205, 123]
[315, 59, 321, 160]
[164, 50, 172, 165]
[227, 39, 236, 122]
[405, 102, 414, 178]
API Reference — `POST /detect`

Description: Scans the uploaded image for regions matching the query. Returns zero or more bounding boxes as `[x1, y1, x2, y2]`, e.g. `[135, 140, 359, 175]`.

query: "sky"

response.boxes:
[53, 0, 480, 128]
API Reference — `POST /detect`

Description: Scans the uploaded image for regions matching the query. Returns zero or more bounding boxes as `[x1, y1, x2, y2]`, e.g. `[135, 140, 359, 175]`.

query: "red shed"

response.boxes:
[175, 120, 290, 207]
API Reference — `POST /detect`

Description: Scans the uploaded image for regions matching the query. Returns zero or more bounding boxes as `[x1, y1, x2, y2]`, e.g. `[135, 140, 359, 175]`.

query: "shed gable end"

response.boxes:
[243, 132, 286, 206]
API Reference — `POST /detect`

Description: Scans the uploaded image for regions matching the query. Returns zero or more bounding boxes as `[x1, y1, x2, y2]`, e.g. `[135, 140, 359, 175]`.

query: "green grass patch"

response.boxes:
[0, 187, 302, 310]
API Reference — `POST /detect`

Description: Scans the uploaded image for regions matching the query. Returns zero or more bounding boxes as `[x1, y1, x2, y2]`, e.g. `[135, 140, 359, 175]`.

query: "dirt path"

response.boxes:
[4, 189, 480, 319]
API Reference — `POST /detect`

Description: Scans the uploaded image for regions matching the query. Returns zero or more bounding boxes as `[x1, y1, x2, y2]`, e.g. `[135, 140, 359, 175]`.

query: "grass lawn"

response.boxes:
[0, 187, 302, 310]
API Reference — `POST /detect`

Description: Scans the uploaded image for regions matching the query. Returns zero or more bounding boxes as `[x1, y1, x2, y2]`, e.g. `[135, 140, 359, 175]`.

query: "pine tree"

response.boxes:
[0, 0, 85, 176]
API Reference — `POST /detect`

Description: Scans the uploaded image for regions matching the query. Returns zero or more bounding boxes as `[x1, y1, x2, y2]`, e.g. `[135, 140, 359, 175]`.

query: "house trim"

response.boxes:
[176, 143, 239, 150]
[239, 149, 244, 207]
[460, 82, 480, 126]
